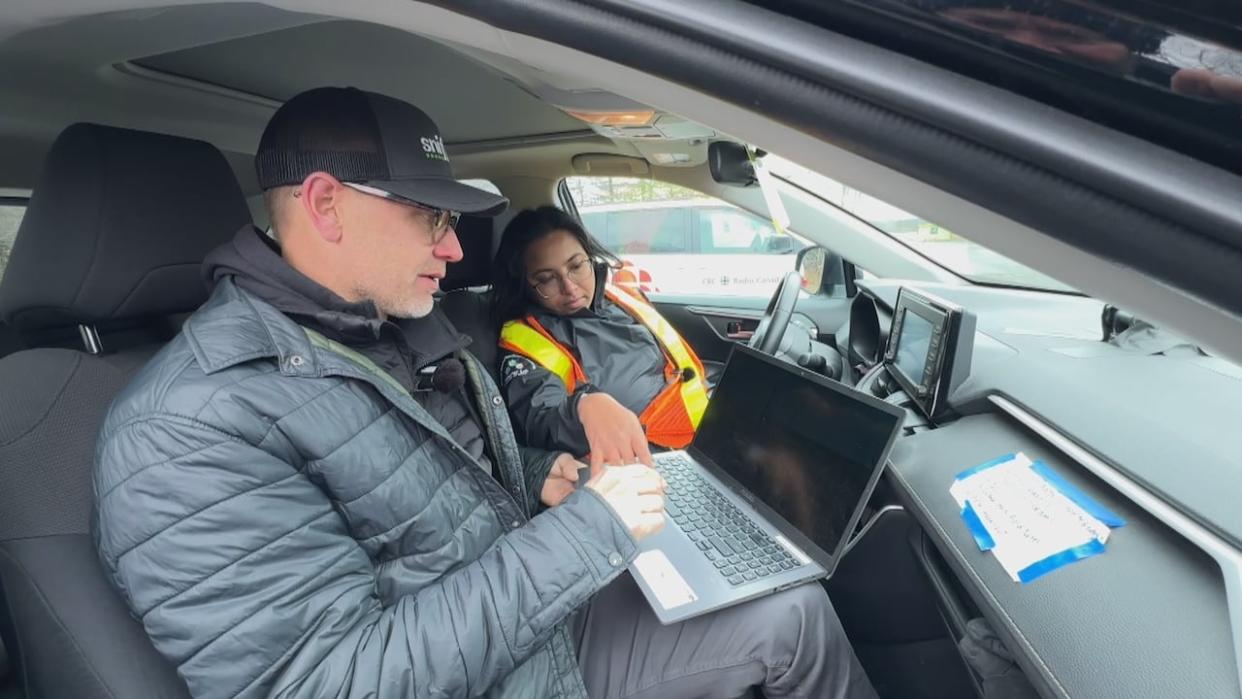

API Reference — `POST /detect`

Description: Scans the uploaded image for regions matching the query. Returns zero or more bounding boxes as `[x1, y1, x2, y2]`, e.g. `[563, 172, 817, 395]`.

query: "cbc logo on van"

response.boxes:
[620, 256, 787, 297]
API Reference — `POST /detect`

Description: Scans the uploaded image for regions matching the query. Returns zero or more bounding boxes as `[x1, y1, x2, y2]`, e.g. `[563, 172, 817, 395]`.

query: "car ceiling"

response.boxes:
[0, 4, 667, 191]
[132, 19, 587, 143]
[0, 1, 947, 284]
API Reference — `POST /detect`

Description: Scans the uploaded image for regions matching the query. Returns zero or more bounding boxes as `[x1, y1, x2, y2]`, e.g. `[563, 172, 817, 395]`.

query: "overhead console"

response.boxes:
[882, 288, 976, 421]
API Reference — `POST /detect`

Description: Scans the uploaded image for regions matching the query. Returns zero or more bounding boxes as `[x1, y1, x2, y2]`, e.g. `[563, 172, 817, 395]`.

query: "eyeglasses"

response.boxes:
[530, 255, 595, 299]
[341, 182, 462, 244]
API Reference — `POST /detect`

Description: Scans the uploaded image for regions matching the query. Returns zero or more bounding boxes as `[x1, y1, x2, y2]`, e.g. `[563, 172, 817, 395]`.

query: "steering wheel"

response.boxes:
[749, 271, 802, 355]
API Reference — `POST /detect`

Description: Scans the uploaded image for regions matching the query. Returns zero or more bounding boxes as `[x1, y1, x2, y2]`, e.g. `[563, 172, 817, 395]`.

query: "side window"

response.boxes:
[579, 210, 612, 249]
[606, 207, 690, 254]
[563, 177, 804, 296]
[695, 207, 793, 254]
[0, 201, 26, 284]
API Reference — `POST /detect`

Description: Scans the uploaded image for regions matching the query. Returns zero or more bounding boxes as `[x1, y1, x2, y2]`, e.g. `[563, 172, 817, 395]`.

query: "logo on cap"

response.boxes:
[420, 135, 448, 162]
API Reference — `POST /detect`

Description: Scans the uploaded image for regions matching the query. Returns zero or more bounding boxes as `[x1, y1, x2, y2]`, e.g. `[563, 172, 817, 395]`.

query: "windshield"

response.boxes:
[767, 155, 1076, 293]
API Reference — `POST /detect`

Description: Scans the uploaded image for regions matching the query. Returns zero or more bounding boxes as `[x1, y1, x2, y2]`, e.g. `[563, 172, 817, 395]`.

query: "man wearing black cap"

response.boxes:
[93, 87, 875, 699]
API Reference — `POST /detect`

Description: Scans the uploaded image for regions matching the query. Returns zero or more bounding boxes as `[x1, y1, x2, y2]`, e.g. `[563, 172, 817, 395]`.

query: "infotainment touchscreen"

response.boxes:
[883, 288, 976, 420]
[893, 311, 933, 385]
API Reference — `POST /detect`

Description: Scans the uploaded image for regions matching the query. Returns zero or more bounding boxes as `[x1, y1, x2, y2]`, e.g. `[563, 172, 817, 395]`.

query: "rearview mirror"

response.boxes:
[708, 141, 763, 186]
[797, 246, 827, 294]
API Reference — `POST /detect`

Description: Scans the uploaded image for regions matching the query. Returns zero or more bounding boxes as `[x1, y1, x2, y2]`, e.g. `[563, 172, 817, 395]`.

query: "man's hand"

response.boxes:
[540, 453, 586, 507]
[586, 463, 667, 541]
[578, 392, 653, 472]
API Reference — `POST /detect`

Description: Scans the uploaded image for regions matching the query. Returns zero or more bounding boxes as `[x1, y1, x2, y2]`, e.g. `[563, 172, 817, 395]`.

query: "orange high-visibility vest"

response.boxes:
[499, 284, 709, 448]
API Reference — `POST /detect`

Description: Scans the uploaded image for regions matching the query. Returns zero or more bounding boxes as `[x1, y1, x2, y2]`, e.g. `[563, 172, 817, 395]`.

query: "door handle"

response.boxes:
[725, 320, 755, 340]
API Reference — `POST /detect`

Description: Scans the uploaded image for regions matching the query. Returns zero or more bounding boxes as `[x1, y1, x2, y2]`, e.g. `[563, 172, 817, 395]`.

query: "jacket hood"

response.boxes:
[203, 226, 386, 343]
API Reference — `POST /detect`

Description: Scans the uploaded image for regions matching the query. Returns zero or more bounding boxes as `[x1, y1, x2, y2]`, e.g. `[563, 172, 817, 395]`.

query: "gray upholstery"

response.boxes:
[441, 289, 499, 380]
[0, 122, 251, 698]
[441, 214, 501, 379]
[0, 351, 135, 540]
[0, 324, 21, 359]
[0, 123, 248, 330]
[442, 214, 495, 291]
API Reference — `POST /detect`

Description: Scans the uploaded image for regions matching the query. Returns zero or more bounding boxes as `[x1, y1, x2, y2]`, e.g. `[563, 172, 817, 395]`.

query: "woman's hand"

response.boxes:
[540, 453, 588, 507]
[577, 392, 653, 472]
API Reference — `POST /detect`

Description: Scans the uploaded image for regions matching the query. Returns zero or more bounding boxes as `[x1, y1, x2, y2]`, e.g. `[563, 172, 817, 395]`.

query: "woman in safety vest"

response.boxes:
[491, 206, 709, 472]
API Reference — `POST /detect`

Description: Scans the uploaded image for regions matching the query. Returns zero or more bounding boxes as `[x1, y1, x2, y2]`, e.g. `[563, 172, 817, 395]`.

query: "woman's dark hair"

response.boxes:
[490, 205, 620, 324]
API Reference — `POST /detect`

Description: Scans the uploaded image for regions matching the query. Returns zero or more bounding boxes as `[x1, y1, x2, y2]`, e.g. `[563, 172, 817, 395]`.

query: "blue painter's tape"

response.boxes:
[1017, 539, 1106, 584]
[1030, 461, 1127, 528]
[955, 453, 1017, 482]
[960, 502, 996, 551]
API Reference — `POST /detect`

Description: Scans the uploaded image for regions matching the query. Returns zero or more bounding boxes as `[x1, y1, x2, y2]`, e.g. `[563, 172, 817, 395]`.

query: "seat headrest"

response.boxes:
[442, 214, 496, 291]
[0, 123, 251, 330]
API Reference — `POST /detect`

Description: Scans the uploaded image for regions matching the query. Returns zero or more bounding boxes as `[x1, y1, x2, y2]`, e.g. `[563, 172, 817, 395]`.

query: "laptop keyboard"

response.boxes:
[656, 454, 801, 587]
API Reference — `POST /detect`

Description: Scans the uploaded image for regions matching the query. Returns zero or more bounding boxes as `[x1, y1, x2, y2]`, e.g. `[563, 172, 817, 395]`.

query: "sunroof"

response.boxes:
[132, 20, 586, 143]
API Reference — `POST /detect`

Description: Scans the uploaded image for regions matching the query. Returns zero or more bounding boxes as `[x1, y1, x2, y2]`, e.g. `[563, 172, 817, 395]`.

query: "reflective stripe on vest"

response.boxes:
[499, 316, 586, 393]
[603, 286, 708, 431]
[498, 283, 709, 448]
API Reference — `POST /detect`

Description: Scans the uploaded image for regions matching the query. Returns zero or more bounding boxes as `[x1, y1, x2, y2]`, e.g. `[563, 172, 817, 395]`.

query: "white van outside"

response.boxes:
[577, 198, 807, 297]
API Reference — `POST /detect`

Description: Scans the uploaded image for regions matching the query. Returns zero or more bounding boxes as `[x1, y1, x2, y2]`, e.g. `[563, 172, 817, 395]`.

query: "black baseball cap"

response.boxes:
[255, 86, 509, 216]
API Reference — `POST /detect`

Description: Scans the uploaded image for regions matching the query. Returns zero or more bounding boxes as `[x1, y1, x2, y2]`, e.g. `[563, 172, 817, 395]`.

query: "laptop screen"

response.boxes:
[693, 346, 902, 560]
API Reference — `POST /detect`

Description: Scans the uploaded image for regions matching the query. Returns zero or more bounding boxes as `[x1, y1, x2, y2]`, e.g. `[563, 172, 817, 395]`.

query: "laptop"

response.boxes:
[628, 344, 904, 624]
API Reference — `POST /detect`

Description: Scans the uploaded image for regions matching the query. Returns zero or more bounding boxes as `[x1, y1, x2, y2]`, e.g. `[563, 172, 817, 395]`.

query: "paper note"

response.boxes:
[632, 550, 699, 610]
[950, 453, 1122, 583]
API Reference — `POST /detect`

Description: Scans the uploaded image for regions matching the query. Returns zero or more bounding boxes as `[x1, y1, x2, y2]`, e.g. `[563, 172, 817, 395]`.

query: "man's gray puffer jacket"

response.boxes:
[92, 278, 639, 698]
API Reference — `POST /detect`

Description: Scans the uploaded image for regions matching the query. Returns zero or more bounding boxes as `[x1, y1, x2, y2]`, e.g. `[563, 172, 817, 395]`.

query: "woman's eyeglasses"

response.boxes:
[530, 256, 594, 299]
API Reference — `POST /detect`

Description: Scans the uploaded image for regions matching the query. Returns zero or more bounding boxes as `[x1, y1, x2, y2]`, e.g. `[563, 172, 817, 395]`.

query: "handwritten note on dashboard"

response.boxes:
[950, 452, 1125, 584]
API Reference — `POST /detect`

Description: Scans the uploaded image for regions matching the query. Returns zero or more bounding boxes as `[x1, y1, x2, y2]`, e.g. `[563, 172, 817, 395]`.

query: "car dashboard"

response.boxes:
[837, 280, 1242, 698]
